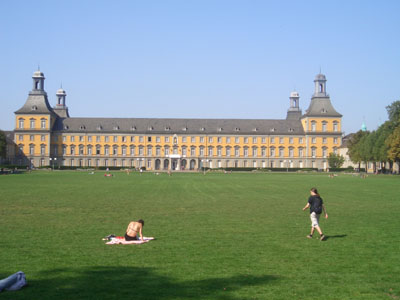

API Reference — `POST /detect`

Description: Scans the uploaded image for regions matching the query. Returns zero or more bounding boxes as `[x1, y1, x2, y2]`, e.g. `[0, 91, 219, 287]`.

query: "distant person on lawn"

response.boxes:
[125, 219, 144, 241]
[302, 188, 328, 240]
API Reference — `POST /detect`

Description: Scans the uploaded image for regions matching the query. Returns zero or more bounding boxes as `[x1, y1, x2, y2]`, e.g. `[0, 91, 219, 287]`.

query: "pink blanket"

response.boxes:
[106, 237, 155, 245]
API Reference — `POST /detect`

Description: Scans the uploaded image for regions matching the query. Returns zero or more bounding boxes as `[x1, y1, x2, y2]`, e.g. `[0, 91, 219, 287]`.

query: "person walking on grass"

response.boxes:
[302, 187, 328, 240]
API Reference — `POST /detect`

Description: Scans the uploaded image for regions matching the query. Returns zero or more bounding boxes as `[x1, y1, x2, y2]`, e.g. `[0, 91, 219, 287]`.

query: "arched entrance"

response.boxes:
[181, 159, 187, 170]
[190, 159, 196, 170]
[163, 159, 169, 170]
[172, 159, 178, 170]
[155, 159, 161, 170]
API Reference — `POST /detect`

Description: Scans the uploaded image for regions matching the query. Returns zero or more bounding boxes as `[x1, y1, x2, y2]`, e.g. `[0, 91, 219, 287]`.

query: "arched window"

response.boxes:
[19, 118, 25, 129]
[311, 121, 316, 132]
[322, 121, 327, 132]
[30, 119, 36, 129]
[41, 119, 46, 129]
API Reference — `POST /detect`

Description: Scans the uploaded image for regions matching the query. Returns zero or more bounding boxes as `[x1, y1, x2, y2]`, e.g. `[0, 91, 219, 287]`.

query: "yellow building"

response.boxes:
[13, 71, 342, 170]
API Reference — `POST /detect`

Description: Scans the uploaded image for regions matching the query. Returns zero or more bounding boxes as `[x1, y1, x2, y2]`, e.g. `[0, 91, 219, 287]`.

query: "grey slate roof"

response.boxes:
[14, 92, 56, 115]
[302, 96, 342, 118]
[53, 117, 305, 135]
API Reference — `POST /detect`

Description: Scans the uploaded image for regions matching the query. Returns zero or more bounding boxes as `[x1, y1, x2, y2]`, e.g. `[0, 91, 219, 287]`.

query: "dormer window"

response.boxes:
[218, 127, 223, 132]
[80, 125, 86, 130]
[270, 128, 276, 132]
[31, 105, 38, 111]
[253, 128, 258, 132]
[288, 128, 294, 132]
[113, 125, 120, 131]
[235, 127, 240, 132]
[97, 125, 102, 130]
[182, 127, 187, 131]
[321, 108, 327, 114]
[64, 125, 69, 130]
[165, 126, 171, 131]
[148, 126, 153, 131]
[201, 127, 205, 131]
[131, 126, 136, 131]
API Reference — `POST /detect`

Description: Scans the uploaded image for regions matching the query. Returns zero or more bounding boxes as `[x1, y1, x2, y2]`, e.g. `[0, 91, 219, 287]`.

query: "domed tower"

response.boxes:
[286, 91, 302, 120]
[14, 70, 57, 167]
[53, 86, 70, 118]
[301, 73, 343, 169]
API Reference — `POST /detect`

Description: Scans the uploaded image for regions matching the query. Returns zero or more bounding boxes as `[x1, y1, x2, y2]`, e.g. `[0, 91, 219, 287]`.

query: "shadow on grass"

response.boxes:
[4, 267, 278, 300]
[324, 234, 347, 241]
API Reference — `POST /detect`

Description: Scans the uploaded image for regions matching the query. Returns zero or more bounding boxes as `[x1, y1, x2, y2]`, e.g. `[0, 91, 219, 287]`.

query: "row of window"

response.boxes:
[309, 120, 339, 132]
[51, 135, 339, 145]
[18, 118, 47, 129]
[45, 144, 337, 158]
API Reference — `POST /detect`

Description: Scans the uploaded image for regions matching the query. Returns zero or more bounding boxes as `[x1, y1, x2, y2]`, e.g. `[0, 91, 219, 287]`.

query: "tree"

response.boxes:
[386, 100, 400, 125]
[327, 152, 345, 168]
[347, 130, 369, 168]
[386, 125, 400, 170]
[0, 130, 6, 159]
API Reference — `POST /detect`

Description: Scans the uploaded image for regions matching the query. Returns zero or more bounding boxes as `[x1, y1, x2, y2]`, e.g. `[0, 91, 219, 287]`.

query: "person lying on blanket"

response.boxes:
[125, 219, 144, 241]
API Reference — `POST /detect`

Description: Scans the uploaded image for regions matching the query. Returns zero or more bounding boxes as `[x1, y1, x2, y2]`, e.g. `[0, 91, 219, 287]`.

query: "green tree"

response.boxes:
[327, 152, 345, 168]
[386, 100, 400, 125]
[386, 125, 400, 170]
[347, 130, 369, 168]
[0, 130, 6, 159]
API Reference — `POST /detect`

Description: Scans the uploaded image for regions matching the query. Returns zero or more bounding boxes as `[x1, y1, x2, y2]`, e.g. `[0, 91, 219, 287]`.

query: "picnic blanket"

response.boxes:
[105, 237, 155, 245]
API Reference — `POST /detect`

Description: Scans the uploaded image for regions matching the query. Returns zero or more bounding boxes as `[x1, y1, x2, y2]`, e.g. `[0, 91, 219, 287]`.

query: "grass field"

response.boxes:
[0, 170, 399, 299]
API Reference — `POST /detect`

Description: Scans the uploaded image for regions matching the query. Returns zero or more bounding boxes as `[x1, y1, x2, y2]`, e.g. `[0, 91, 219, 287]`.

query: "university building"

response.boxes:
[10, 71, 342, 170]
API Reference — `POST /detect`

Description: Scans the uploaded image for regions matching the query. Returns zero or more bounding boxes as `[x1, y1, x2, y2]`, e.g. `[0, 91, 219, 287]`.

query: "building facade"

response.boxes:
[12, 71, 342, 170]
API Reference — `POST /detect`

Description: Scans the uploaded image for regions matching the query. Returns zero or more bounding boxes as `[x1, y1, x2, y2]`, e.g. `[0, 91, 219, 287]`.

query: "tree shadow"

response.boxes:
[1, 266, 278, 300]
[323, 234, 347, 241]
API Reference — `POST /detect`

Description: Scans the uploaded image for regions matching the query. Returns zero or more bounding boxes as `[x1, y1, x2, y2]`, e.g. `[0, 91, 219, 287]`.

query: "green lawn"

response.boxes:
[0, 171, 399, 299]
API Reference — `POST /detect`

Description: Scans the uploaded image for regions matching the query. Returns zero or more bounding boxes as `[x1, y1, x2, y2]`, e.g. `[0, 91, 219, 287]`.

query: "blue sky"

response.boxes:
[1, 1, 399, 134]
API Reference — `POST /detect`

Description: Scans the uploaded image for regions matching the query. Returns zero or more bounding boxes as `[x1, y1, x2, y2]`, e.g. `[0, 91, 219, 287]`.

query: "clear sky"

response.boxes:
[1, 1, 399, 134]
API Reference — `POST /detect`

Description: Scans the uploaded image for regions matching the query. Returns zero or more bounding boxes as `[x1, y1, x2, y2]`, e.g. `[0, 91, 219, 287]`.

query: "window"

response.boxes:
[182, 136, 187, 143]
[156, 136, 161, 143]
[130, 136, 135, 142]
[130, 146, 135, 156]
[261, 147, 266, 157]
[208, 147, 213, 157]
[243, 147, 248, 157]
[217, 137, 222, 143]
[156, 147, 161, 156]
[30, 135, 34, 141]
[88, 146, 92, 155]
[96, 136, 101, 142]
[113, 136, 118, 143]
[200, 137, 204, 143]
[29, 145, 35, 155]
[312, 137, 316, 144]
[289, 137, 293, 144]
[299, 137, 303, 144]
[30, 119, 35, 129]
[233, 147, 239, 157]
[165, 137, 170, 143]
[279, 137, 284, 144]
[105, 146, 109, 156]
[182, 147, 187, 156]
[18, 135, 23, 141]
[71, 136, 75, 142]
[199, 147, 204, 156]
[96, 145, 101, 155]
[333, 147, 338, 154]
[235, 137, 240, 144]
[289, 147, 294, 157]
[252, 147, 257, 157]
[79, 136, 84, 142]
[40, 145, 45, 155]
[322, 147, 327, 158]
[88, 136, 92, 142]
[208, 137, 213, 143]
[191, 147, 195, 156]
[270, 147, 275, 157]
[279, 147, 284, 157]
[139, 146, 144, 156]
[311, 121, 316, 132]
[191, 137, 196, 143]
[79, 146, 84, 155]
[148, 137, 152, 142]
[226, 137, 231, 143]
[122, 136, 126, 143]
[311, 147, 316, 157]
[333, 122, 338, 132]
[334, 138, 338, 144]
[63, 145, 67, 155]
[323, 138, 327, 144]
[322, 122, 327, 132]
[113, 146, 118, 155]
[19, 119, 24, 129]
[165, 147, 170, 155]
[217, 147, 222, 156]
[253, 137, 257, 144]
[270, 137, 275, 144]
[244, 137, 248, 144]
[122, 147, 126, 156]
[70, 146, 75, 155]
[104, 136, 109, 142]
[139, 136, 144, 143]
[147, 147, 152, 156]
[261, 137, 266, 144]
[298, 148, 304, 157]
[41, 119, 46, 129]
[226, 147, 231, 157]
